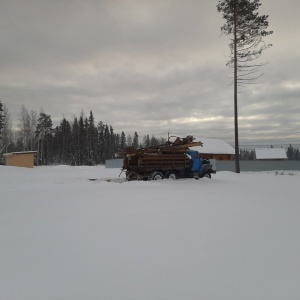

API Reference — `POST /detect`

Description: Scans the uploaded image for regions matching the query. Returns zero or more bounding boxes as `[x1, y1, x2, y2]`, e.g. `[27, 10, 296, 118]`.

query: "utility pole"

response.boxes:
[233, 2, 240, 173]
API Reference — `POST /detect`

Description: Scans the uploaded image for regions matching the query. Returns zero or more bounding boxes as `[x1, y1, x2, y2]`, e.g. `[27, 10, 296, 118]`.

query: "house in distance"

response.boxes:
[191, 137, 235, 160]
[255, 148, 287, 160]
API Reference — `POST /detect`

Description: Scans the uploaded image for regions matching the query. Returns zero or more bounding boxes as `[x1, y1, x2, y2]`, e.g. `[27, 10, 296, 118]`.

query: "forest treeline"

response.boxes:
[0, 102, 299, 164]
[0, 103, 166, 165]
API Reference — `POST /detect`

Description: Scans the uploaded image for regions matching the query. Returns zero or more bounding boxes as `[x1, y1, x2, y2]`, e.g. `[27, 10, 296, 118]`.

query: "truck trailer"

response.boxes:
[119, 136, 216, 181]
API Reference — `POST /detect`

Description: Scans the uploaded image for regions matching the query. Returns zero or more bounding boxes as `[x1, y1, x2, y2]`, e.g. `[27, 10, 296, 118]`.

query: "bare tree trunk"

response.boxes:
[233, 2, 240, 173]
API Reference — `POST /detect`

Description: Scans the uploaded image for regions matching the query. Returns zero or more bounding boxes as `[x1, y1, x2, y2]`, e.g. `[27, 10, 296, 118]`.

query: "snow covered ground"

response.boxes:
[1, 165, 299, 300]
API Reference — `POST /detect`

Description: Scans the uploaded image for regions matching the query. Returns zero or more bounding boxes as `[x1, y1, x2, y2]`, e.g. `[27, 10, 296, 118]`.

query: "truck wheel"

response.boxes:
[150, 171, 164, 180]
[168, 173, 177, 180]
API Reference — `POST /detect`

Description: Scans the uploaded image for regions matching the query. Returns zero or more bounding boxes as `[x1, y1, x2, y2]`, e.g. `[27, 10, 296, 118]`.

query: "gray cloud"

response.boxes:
[0, 0, 299, 147]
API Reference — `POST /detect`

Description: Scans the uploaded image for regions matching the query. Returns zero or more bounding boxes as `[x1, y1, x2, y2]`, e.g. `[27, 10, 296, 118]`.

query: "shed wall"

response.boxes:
[5, 154, 35, 168]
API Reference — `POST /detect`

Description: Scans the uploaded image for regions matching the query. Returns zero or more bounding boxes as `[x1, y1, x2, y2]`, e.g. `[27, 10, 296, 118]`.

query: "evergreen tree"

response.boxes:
[62, 118, 72, 163]
[150, 135, 159, 146]
[29, 110, 38, 150]
[17, 107, 37, 151]
[103, 124, 110, 161]
[287, 144, 294, 160]
[18, 105, 31, 151]
[240, 149, 247, 160]
[78, 114, 86, 165]
[294, 149, 300, 161]
[217, 0, 273, 173]
[240, 149, 255, 160]
[84, 117, 90, 164]
[97, 121, 105, 164]
[53, 118, 72, 164]
[115, 133, 121, 154]
[143, 134, 150, 148]
[127, 134, 133, 147]
[120, 131, 126, 150]
[52, 126, 60, 162]
[132, 131, 139, 149]
[35, 112, 53, 165]
[0, 100, 4, 141]
[158, 137, 166, 145]
[71, 117, 80, 165]
[0, 104, 14, 153]
[109, 125, 115, 159]
[87, 111, 98, 165]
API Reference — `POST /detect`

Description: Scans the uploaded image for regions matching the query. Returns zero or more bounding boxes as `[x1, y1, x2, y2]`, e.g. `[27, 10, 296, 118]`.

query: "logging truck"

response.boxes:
[119, 136, 216, 181]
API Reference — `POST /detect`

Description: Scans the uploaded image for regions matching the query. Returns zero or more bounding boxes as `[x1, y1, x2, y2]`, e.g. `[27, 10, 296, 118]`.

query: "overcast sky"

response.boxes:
[1, 0, 299, 146]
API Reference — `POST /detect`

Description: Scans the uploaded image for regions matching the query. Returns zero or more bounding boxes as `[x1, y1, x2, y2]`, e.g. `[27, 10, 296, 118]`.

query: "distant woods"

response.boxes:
[0, 103, 166, 165]
[0, 102, 299, 164]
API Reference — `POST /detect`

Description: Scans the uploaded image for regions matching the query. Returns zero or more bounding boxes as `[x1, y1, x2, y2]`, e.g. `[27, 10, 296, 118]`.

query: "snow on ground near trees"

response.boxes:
[1, 165, 300, 300]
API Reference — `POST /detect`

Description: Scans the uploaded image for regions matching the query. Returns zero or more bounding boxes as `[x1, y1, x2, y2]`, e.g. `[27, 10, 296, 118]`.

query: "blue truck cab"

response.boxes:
[186, 150, 216, 179]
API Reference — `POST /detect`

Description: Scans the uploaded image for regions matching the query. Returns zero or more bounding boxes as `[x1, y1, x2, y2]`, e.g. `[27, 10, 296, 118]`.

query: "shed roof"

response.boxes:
[3, 151, 37, 156]
[255, 148, 287, 160]
[191, 137, 235, 155]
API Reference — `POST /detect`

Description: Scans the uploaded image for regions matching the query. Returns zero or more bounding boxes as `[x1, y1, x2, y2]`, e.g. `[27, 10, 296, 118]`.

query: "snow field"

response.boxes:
[1, 166, 300, 300]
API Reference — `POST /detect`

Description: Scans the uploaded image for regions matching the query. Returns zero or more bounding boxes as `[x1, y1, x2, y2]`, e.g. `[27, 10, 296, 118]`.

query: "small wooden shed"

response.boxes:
[3, 151, 37, 168]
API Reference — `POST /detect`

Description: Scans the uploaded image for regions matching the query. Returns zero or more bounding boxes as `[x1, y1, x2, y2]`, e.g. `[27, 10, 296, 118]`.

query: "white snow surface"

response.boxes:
[1, 165, 299, 300]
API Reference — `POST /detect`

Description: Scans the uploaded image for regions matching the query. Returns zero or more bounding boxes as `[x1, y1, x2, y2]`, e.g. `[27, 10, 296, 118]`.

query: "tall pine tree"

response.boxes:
[132, 131, 139, 149]
[0, 100, 4, 141]
[217, 0, 272, 173]
[35, 112, 53, 165]
[87, 111, 98, 165]
[287, 144, 294, 160]
[97, 121, 105, 164]
[120, 131, 126, 150]
[53, 118, 72, 164]
[71, 117, 80, 165]
[0, 104, 14, 153]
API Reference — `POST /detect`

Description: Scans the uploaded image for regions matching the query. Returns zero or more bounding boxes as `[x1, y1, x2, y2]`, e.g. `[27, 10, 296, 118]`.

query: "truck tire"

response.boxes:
[150, 171, 164, 180]
[168, 172, 177, 180]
